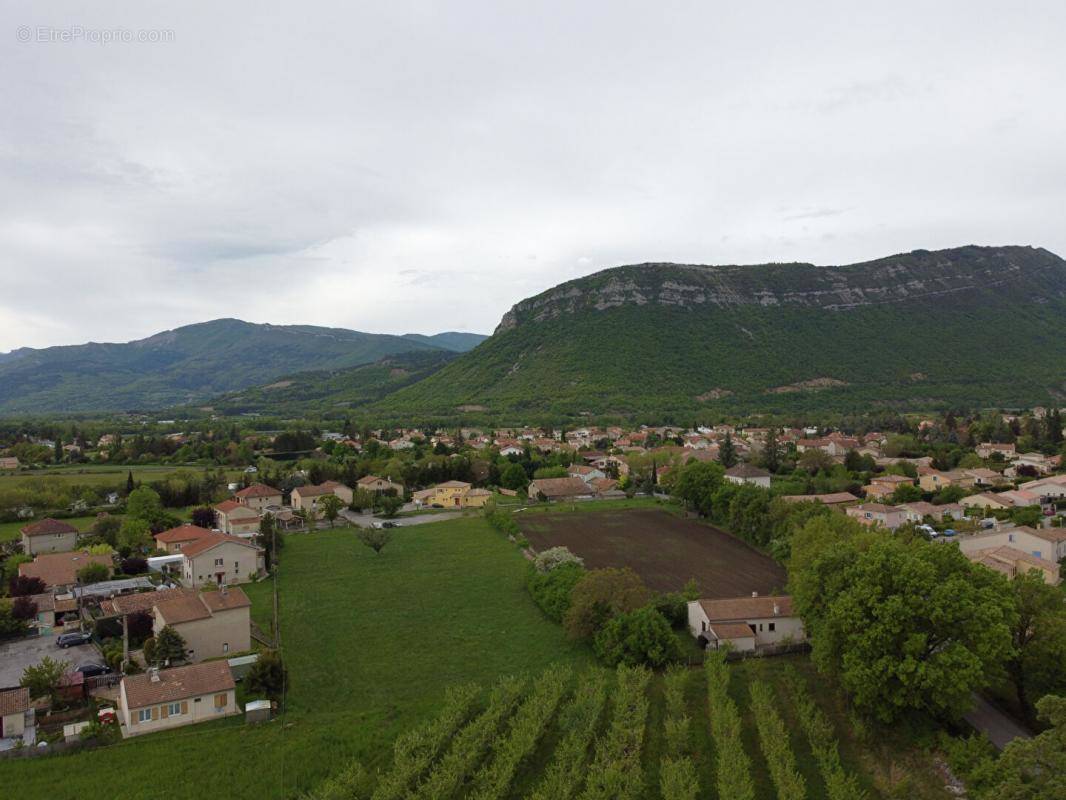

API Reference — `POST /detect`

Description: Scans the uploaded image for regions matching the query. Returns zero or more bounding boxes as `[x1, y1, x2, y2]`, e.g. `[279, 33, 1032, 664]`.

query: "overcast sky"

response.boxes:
[2, 1, 1064, 351]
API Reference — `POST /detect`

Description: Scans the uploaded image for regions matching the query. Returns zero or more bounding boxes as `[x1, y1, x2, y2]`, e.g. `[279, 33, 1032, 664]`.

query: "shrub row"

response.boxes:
[371, 683, 480, 800]
[302, 762, 372, 800]
[782, 667, 867, 800]
[528, 671, 610, 800]
[704, 650, 755, 800]
[409, 675, 526, 800]
[485, 507, 520, 537]
[749, 680, 806, 800]
[660, 666, 699, 800]
[469, 665, 571, 800]
[578, 664, 651, 800]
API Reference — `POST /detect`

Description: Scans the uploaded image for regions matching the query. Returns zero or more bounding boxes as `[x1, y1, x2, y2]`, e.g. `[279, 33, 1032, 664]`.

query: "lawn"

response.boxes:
[0, 517, 591, 799]
[0, 509, 952, 800]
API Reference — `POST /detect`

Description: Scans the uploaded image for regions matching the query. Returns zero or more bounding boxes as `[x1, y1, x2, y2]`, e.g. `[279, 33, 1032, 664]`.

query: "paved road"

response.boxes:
[0, 633, 99, 687]
[964, 694, 1032, 750]
[338, 509, 463, 528]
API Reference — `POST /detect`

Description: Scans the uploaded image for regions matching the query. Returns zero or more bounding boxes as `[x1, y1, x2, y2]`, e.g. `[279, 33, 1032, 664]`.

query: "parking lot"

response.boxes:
[0, 632, 99, 687]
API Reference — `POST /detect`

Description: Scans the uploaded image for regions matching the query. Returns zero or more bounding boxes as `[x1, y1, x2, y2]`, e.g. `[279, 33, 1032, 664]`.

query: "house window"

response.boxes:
[167, 702, 181, 716]
[214, 557, 224, 566]
[223, 642, 229, 653]
[138, 708, 152, 723]
[768, 623, 776, 632]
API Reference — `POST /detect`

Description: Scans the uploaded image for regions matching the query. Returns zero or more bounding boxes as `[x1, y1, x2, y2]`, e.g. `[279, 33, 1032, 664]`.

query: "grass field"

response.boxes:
[0, 511, 952, 799]
[0, 463, 241, 489]
[519, 508, 788, 596]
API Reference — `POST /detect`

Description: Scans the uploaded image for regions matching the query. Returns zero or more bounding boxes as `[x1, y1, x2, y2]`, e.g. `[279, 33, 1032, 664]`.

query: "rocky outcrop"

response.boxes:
[494, 246, 1066, 333]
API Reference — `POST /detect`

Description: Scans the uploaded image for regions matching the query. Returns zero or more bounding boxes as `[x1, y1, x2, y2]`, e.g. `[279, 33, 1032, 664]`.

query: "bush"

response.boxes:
[120, 556, 148, 576]
[593, 606, 681, 668]
[246, 650, 288, 701]
[563, 568, 650, 641]
[526, 563, 585, 623]
[653, 592, 688, 628]
[705, 650, 755, 800]
[533, 546, 584, 573]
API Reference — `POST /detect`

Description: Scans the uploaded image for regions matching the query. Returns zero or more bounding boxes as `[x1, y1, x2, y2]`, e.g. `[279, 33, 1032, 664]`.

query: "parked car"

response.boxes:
[56, 631, 91, 648]
[943, 529, 957, 537]
[74, 663, 111, 678]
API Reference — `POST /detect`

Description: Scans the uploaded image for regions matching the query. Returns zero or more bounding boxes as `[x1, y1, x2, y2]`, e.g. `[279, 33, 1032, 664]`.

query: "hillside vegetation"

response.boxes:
[377, 245, 1066, 418]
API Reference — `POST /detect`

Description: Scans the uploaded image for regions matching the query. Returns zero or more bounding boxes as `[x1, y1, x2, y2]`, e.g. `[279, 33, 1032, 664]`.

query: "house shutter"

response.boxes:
[180, 701, 189, 714]
[161, 705, 169, 719]
[214, 693, 226, 708]
[151, 706, 159, 721]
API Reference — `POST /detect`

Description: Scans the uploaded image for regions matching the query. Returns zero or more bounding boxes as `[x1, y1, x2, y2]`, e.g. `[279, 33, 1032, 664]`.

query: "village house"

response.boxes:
[0, 687, 35, 747]
[528, 477, 594, 502]
[976, 442, 1016, 459]
[955, 526, 1066, 565]
[1018, 474, 1066, 499]
[154, 524, 215, 554]
[567, 465, 606, 484]
[845, 503, 905, 531]
[213, 500, 260, 536]
[412, 481, 493, 509]
[291, 481, 354, 513]
[233, 483, 283, 510]
[897, 501, 964, 524]
[962, 545, 1060, 585]
[179, 533, 264, 588]
[1010, 452, 1060, 476]
[960, 492, 1015, 512]
[687, 595, 805, 653]
[0, 456, 20, 470]
[118, 662, 238, 737]
[780, 492, 859, 507]
[152, 587, 252, 661]
[355, 475, 404, 495]
[20, 518, 79, 556]
[724, 463, 772, 488]
[19, 550, 113, 591]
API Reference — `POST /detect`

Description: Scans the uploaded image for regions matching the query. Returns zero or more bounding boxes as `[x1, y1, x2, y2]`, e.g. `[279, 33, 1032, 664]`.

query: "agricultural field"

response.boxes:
[518, 508, 787, 596]
[0, 510, 951, 799]
[0, 463, 240, 490]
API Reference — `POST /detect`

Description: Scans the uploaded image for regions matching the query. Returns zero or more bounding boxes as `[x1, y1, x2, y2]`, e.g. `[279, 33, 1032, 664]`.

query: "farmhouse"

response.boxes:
[0, 456, 20, 470]
[19, 550, 113, 591]
[20, 518, 79, 556]
[724, 463, 772, 488]
[154, 524, 215, 554]
[527, 477, 594, 502]
[291, 481, 353, 512]
[118, 662, 238, 737]
[413, 481, 492, 509]
[233, 483, 283, 510]
[567, 465, 606, 484]
[976, 442, 1015, 459]
[153, 587, 252, 661]
[179, 533, 264, 588]
[213, 500, 260, 536]
[687, 594, 804, 653]
[960, 492, 1017, 512]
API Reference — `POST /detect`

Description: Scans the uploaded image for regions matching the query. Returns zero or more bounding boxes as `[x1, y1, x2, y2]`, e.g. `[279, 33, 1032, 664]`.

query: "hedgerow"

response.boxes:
[749, 680, 806, 800]
[660, 666, 699, 800]
[578, 664, 651, 800]
[782, 667, 867, 800]
[704, 650, 755, 800]
[408, 676, 526, 800]
[370, 683, 480, 800]
[528, 671, 609, 800]
[469, 665, 571, 800]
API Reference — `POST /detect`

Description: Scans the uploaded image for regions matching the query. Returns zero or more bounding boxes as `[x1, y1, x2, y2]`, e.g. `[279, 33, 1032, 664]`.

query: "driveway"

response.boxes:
[338, 509, 463, 528]
[0, 633, 99, 687]
[964, 694, 1032, 750]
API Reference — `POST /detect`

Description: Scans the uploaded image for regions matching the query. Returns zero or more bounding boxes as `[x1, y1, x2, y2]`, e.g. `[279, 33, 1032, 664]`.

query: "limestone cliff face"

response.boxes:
[495, 245, 1066, 333]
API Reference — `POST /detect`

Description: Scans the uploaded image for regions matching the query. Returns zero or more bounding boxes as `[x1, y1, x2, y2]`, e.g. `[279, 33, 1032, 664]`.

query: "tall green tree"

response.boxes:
[318, 494, 344, 526]
[1005, 571, 1066, 719]
[718, 433, 737, 468]
[792, 527, 1015, 722]
[981, 695, 1065, 800]
[762, 428, 781, 473]
[146, 625, 188, 666]
[21, 656, 70, 703]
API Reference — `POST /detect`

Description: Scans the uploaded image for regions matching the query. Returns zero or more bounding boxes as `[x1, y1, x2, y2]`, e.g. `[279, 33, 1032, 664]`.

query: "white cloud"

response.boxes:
[0, 1, 1064, 350]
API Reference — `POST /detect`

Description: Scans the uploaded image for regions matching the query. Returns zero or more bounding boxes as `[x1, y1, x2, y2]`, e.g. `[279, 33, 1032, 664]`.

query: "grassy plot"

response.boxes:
[0, 518, 591, 799]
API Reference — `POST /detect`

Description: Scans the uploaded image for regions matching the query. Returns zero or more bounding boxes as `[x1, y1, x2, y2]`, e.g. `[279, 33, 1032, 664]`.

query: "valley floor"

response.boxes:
[0, 514, 953, 799]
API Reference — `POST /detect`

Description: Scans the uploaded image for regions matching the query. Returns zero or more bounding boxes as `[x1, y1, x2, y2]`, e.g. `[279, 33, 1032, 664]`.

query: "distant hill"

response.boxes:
[0, 319, 458, 415]
[200, 349, 459, 417]
[376, 245, 1066, 418]
[401, 332, 488, 352]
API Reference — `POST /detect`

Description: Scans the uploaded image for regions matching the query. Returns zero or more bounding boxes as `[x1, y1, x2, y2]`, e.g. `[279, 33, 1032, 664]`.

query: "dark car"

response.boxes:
[56, 631, 92, 648]
[74, 663, 110, 678]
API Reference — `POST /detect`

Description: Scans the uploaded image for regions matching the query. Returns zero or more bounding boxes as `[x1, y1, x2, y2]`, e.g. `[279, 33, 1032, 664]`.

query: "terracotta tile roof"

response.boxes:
[293, 484, 331, 497]
[200, 587, 251, 613]
[436, 480, 472, 489]
[180, 532, 259, 559]
[529, 477, 592, 499]
[19, 551, 112, 588]
[155, 593, 212, 625]
[214, 500, 243, 513]
[122, 662, 234, 709]
[101, 588, 191, 617]
[697, 595, 794, 621]
[234, 483, 281, 499]
[0, 687, 30, 716]
[20, 517, 80, 537]
[154, 524, 214, 545]
[708, 622, 756, 640]
[725, 463, 771, 478]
